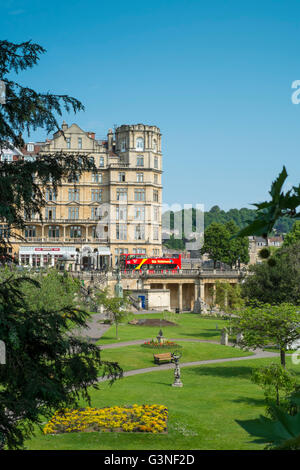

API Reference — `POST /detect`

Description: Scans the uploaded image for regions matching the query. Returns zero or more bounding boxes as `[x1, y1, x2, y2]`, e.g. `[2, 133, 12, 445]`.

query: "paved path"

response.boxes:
[97, 339, 279, 382]
[71, 314, 111, 343]
[75, 316, 282, 381]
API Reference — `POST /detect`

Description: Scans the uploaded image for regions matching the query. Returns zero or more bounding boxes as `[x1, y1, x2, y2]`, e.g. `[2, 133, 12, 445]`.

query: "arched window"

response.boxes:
[136, 137, 144, 150]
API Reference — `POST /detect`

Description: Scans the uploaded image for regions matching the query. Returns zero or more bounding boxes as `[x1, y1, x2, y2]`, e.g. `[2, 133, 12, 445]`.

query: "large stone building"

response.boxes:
[3, 122, 163, 269]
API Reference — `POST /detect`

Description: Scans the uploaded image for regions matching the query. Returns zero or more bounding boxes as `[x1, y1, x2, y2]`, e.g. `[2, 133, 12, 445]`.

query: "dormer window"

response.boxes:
[136, 137, 144, 151]
[66, 138, 71, 149]
[27, 143, 34, 152]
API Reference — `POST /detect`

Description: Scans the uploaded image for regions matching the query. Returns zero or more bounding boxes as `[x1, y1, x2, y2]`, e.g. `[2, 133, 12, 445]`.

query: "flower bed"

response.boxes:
[43, 404, 168, 434]
[142, 340, 182, 349]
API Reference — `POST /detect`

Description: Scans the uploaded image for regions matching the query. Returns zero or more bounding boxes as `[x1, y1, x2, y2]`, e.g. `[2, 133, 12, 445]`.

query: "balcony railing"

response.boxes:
[22, 237, 109, 243]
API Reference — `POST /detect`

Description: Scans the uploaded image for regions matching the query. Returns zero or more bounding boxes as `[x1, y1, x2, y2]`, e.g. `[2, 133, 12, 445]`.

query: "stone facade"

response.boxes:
[4, 122, 163, 268]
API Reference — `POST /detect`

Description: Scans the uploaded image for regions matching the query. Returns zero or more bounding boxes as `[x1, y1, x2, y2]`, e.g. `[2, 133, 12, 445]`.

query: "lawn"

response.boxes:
[98, 313, 230, 345]
[99, 341, 254, 372]
[25, 356, 300, 450]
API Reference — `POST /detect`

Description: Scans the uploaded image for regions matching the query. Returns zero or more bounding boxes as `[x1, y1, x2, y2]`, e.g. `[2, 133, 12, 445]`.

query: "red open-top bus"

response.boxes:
[119, 253, 181, 271]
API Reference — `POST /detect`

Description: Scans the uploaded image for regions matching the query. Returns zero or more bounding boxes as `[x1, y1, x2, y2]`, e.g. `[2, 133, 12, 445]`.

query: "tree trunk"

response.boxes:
[280, 348, 286, 368]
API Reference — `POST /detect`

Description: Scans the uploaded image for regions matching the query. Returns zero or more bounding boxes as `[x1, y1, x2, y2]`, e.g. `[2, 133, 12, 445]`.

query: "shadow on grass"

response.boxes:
[180, 331, 220, 339]
[189, 365, 253, 380]
[232, 397, 265, 407]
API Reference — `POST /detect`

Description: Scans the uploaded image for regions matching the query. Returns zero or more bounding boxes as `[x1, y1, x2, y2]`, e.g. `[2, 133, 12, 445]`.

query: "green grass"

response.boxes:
[25, 356, 300, 451]
[100, 342, 254, 372]
[98, 313, 229, 345]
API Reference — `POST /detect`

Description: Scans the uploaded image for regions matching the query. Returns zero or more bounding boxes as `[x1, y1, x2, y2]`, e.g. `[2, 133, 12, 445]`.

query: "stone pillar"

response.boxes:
[163, 283, 167, 290]
[178, 283, 183, 311]
[51, 255, 55, 267]
[220, 328, 228, 346]
[200, 281, 205, 301]
[213, 283, 216, 304]
[29, 254, 33, 266]
[63, 225, 66, 241]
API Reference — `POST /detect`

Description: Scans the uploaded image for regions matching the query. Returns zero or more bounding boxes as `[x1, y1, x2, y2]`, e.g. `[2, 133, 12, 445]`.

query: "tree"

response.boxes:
[251, 363, 297, 416]
[232, 303, 300, 367]
[283, 221, 300, 247]
[95, 288, 131, 340]
[242, 242, 300, 305]
[215, 281, 244, 313]
[0, 270, 122, 449]
[224, 220, 249, 267]
[0, 40, 84, 149]
[201, 222, 231, 268]
[0, 40, 120, 449]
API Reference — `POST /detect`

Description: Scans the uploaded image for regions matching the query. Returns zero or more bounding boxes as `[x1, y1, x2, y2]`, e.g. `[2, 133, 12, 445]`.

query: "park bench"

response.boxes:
[153, 352, 173, 364]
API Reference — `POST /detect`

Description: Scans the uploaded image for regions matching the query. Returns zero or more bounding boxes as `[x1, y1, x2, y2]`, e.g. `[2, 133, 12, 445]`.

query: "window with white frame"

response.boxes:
[45, 189, 56, 201]
[78, 138, 82, 149]
[154, 173, 158, 184]
[1, 153, 12, 162]
[99, 156, 104, 167]
[153, 190, 159, 202]
[68, 207, 79, 219]
[137, 155, 144, 167]
[69, 188, 80, 201]
[135, 189, 145, 201]
[48, 226, 59, 238]
[116, 189, 127, 201]
[153, 249, 159, 256]
[153, 206, 159, 222]
[45, 207, 56, 220]
[0, 225, 10, 238]
[70, 226, 82, 238]
[153, 226, 159, 240]
[136, 137, 144, 150]
[66, 137, 71, 149]
[24, 225, 36, 238]
[134, 224, 145, 240]
[92, 172, 102, 183]
[154, 157, 159, 169]
[91, 207, 101, 219]
[153, 139, 157, 152]
[27, 143, 34, 152]
[137, 172, 144, 182]
[119, 172, 125, 182]
[133, 248, 146, 254]
[116, 224, 127, 240]
[91, 189, 102, 202]
[116, 205, 127, 221]
[134, 205, 145, 221]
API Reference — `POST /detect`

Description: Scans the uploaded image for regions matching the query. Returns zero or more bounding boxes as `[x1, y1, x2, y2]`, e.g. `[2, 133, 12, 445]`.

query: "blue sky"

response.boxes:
[1, 0, 300, 211]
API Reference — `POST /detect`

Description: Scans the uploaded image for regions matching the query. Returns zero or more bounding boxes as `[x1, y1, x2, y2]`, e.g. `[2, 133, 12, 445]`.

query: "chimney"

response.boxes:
[107, 129, 113, 151]
[87, 132, 95, 140]
[62, 121, 68, 132]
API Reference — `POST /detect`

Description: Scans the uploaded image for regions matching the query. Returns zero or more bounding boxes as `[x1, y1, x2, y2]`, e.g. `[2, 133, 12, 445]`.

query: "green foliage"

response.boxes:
[94, 288, 131, 339]
[0, 271, 122, 449]
[200, 222, 249, 268]
[251, 363, 297, 417]
[242, 242, 300, 305]
[0, 40, 113, 450]
[0, 40, 84, 149]
[283, 221, 300, 247]
[236, 407, 300, 449]
[215, 281, 244, 313]
[232, 303, 300, 367]
[236, 166, 300, 239]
